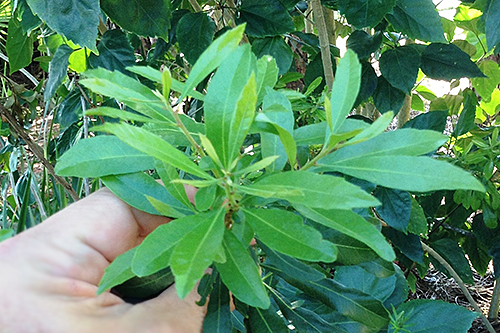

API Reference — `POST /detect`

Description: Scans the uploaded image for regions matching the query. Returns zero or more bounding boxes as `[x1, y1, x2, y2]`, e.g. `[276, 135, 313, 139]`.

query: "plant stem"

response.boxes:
[421, 242, 496, 333]
[310, 0, 335, 92]
[188, 0, 202, 12]
[397, 95, 411, 129]
[0, 104, 80, 202]
[488, 276, 500, 319]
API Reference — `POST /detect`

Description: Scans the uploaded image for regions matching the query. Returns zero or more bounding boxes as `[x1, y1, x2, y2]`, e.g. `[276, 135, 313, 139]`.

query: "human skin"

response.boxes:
[0, 187, 205, 333]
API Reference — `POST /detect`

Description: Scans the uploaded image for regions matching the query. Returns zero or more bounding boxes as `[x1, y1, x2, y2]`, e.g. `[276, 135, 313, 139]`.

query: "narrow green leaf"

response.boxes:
[55, 136, 155, 178]
[243, 208, 337, 262]
[316, 155, 485, 192]
[98, 248, 136, 294]
[247, 304, 289, 333]
[6, 17, 34, 74]
[216, 231, 270, 309]
[162, 69, 171, 98]
[232, 156, 279, 177]
[146, 196, 186, 219]
[182, 25, 246, 100]
[95, 123, 212, 180]
[349, 111, 394, 143]
[243, 171, 380, 210]
[85, 106, 167, 124]
[256, 55, 279, 103]
[44, 44, 72, 100]
[295, 206, 396, 262]
[101, 172, 193, 217]
[171, 208, 226, 299]
[155, 159, 192, 209]
[203, 275, 233, 333]
[143, 116, 205, 147]
[329, 49, 362, 134]
[132, 214, 202, 277]
[0, 229, 14, 243]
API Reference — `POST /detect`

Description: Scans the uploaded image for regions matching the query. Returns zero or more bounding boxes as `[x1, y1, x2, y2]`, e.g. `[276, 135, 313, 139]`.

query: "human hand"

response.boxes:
[0, 187, 205, 333]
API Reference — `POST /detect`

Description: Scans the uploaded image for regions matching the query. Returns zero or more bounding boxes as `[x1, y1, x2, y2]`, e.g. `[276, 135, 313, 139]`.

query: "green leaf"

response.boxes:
[389, 299, 477, 333]
[454, 89, 478, 136]
[329, 49, 361, 134]
[181, 25, 245, 100]
[26, 0, 99, 50]
[386, 0, 446, 43]
[296, 207, 395, 262]
[243, 208, 337, 262]
[256, 56, 279, 104]
[403, 110, 448, 132]
[384, 228, 423, 263]
[236, 0, 295, 37]
[111, 267, 174, 300]
[17, 0, 41, 35]
[44, 44, 72, 100]
[347, 30, 383, 60]
[85, 107, 167, 124]
[216, 230, 270, 309]
[80, 68, 172, 122]
[421, 43, 486, 80]
[203, 275, 232, 333]
[88, 29, 136, 74]
[252, 37, 293, 75]
[0, 229, 14, 242]
[195, 185, 217, 211]
[171, 208, 226, 299]
[429, 238, 474, 284]
[349, 111, 394, 143]
[232, 156, 280, 177]
[374, 187, 412, 232]
[143, 117, 205, 147]
[55, 136, 155, 178]
[355, 61, 378, 105]
[98, 248, 136, 294]
[146, 196, 186, 219]
[318, 128, 448, 164]
[322, 230, 379, 265]
[204, 44, 256, 168]
[101, 172, 193, 217]
[132, 214, 203, 277]
[55, 88, 88, 128]
[176, 12, 215, 64]
[334, 265, 397, 303]
[155, 159, 192, 209]
[95, 123, 211, 180]
[379, 46, 420, 94]
[338, 0, 396, 28]
[316, 155, 485, 192]
[484, 0, 500, 51]
[471, 60, 500, 102]
[6, 17, 34, 74]
[407, 197, 428, 236]
[247, 304, 289, 333]
[373, 76, 406, 113]
[243, 171, 380, 209]
[101, 0, 171, 40]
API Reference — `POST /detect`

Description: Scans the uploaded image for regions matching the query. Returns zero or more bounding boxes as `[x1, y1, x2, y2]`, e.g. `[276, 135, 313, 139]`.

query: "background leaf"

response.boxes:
[176, 12, 215, 64]
[44, 44, 72, 100]
[252, 37, 293, 75]
[6, 17, 34, 74]
[379, 46, 420, 94]
[88, 29, 136, 74]
[338, 0, 396, 28]
[203, 274, 233, 333]
[374, 187, 412, 232]
[236, 0, 294, 37]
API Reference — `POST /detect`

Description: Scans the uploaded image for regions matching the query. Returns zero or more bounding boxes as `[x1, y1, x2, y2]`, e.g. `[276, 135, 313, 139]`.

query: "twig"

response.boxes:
[0, 104, 80, 202]
[421, 242, 496, 333]
[488, 276, 500, 320]
[310, 0, 334, 92]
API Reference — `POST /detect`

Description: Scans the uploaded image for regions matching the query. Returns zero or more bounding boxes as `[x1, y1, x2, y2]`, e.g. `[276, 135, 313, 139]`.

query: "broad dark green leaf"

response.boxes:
[386, 0, 446, 43]
[355, 61, 378, 106]
[55, 136, 155, 177]
[204, 44, 256, 168]
[236, 0, 294, 37]
[347, 30, 383, 59]
[101, 172, 193, 217]
[171, 208, 225, 299]
[484, 0, 500, 51]
[316, 155, 485, 192]
[463, 237, 491, 276]
[256, 56, 279, 104]
[296, 207, 395, 261]
[44, 44, 72, 100]
[181, 25, 245, 99]
[216, 231, 270, 309]
[203, 275, 232, 333]
[379, 46, 420, 94]
[55, 88, 89, 128]
[383, 265, 408, 308]
[242, 171, 380, 209]
[259, 241, 325, 282]
[17, 0, 41, 35]
[373, 76, 406, 113]
[454, 89, 478, 136]
[323, 230, 379, 265]
[247, 304, 289, 333]
[88, 29, 136, 74]
[6, 17, 34, 74]
[243, 208, 337, 262]
[26, 0, 99, 50]
[403, 110, 448, 132]
[252, 37, 293, 75]
[338, 0, 396, 28]
[389, 299, 477, 333]
[112, 267, 174, 300]
[132, 215, 201, 277]
[383, 228, 423, 264]
[407, 197, 428, 236]
[101, 0, 171, 40]
[374, 187, 412, 232]
[176, 12, 215, 64]
[334, 265, 397, 303]
[471, 60, 500, 102]
[429, 238, 474, 284]
[80, 68, 172, 122]
[329, 49, 361, 134]
[95, 123, 211, 180]
[98, 248, 136, 294]
[421, 43, 486, 80]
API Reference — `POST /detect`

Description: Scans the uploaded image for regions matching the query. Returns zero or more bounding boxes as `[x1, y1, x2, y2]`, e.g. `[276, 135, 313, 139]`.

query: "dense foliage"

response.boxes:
[1, 0, 500, 332]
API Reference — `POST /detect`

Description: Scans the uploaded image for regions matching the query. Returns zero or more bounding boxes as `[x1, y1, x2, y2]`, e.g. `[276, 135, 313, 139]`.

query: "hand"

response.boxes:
[0, 187, 205, 333]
